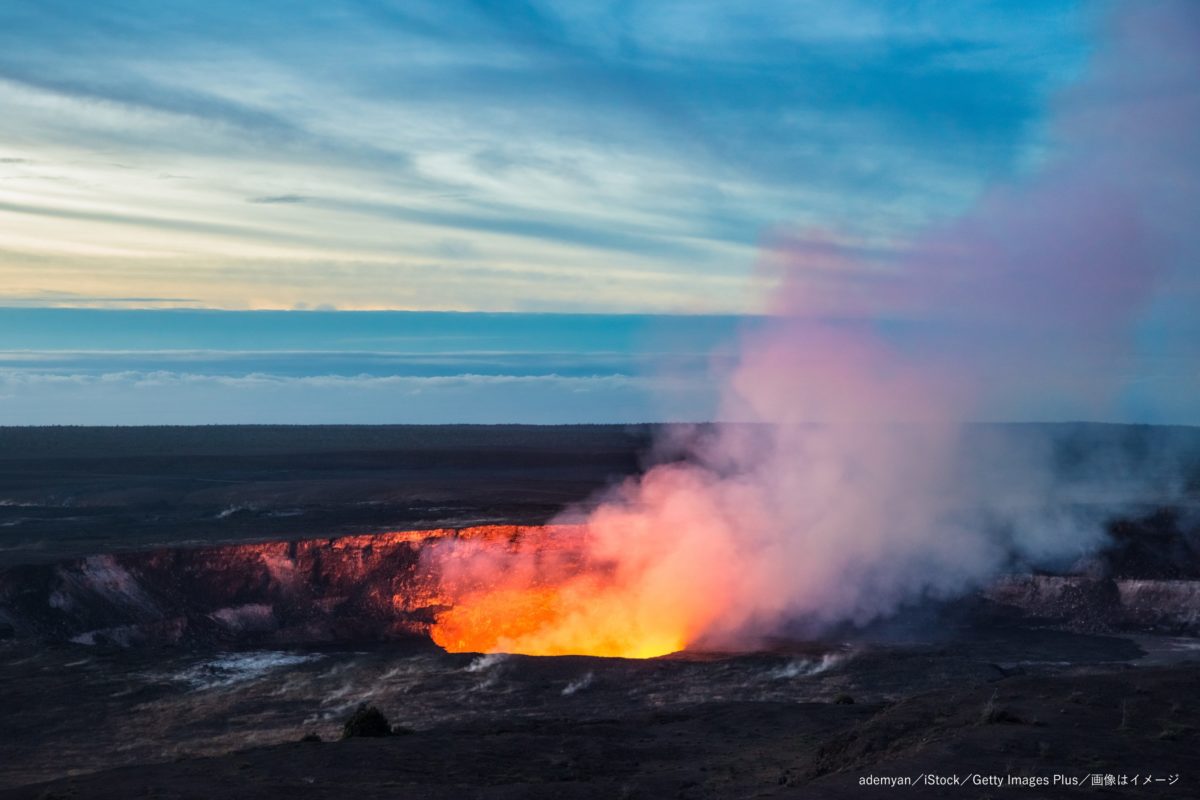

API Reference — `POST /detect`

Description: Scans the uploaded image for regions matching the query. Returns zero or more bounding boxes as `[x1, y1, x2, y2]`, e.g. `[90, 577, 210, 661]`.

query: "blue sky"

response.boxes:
[1, 1, 1196, 425]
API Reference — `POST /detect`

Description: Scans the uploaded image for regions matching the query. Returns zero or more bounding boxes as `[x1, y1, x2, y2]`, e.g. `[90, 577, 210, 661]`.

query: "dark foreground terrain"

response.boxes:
[1, 425, 1198, 798]
[2, 633, 1200, 796]
[2, 630, 1197, 799]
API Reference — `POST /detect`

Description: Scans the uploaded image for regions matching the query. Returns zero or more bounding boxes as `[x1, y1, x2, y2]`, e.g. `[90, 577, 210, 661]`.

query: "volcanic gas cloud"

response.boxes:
[427, 0, 1199, 659]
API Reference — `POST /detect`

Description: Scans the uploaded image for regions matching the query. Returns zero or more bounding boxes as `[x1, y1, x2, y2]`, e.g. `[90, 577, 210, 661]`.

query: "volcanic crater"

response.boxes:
[1, 424, 1198, 798]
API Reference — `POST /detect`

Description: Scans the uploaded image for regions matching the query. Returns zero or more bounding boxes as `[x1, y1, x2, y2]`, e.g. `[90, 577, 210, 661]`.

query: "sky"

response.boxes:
[0, 309, 738, 423]
[0, 0, 1196, 425]
[1, 0, 1088, 312]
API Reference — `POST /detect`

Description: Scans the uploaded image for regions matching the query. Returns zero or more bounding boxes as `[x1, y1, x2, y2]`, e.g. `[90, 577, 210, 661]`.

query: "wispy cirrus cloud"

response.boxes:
[247, 195, 309, 205]
[0, 0, 1089, 312]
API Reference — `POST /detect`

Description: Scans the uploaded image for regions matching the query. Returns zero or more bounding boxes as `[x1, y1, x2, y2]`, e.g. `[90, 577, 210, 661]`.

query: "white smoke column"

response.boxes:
[564, 0, 1198, 649]
[426, 1, 1197, 657]
[580, 306, 987, 649]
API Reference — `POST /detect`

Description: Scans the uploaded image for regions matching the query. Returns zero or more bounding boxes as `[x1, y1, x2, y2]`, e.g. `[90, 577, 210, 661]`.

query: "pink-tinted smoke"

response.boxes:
[428, 1, 1198, 655]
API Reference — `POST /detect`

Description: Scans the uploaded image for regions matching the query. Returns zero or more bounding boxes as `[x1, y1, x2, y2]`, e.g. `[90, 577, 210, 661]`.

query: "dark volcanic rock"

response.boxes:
[0, 525, 573, 647]
[986, 575, 1200, 635]
[342, 705, 392, 739]
[7, 665, 1199, 799]
[1101, 508, 1200, 579]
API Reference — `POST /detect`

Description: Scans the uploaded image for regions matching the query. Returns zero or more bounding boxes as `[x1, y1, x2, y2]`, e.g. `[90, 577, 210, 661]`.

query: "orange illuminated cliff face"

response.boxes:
[424, 524, 706, 659]
[0, 522, 720, 656]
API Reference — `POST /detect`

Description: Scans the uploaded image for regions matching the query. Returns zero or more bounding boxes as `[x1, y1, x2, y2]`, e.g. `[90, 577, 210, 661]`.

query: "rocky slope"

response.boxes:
[0, 525, 578, 646]
[4, 519, 1200, 649]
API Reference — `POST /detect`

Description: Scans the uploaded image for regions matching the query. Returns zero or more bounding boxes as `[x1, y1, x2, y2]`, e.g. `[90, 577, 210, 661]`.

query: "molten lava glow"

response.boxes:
[425, 519, 724, 659]
[430, 579, 688, 659]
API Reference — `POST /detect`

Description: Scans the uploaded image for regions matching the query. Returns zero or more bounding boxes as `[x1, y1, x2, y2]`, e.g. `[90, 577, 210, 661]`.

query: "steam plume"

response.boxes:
[429, 1, 1199, 655]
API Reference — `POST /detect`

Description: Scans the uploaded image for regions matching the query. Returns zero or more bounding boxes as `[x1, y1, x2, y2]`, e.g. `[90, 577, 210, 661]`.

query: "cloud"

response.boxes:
[0, 368, 714, 424]
[0, 348, 713, 380]
[0, 291, 198, 307]
[248, 194, 309, 204]
[0, 0, 1091, 312]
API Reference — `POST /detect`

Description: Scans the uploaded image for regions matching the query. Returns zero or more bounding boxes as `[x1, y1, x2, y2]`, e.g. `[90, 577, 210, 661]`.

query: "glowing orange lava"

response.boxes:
[430, 578, 688, 659]
[426, 525, 697, 659]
